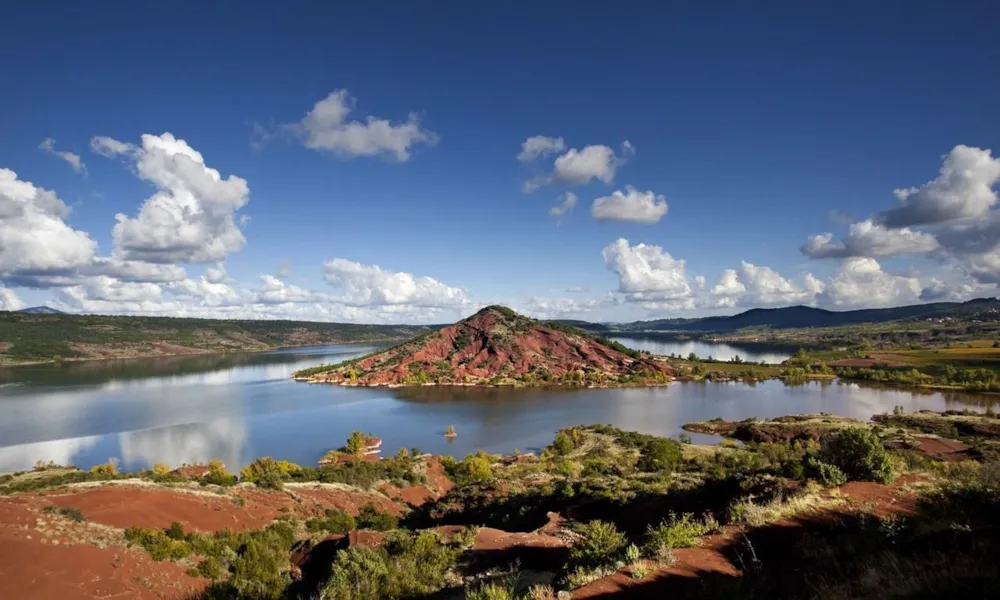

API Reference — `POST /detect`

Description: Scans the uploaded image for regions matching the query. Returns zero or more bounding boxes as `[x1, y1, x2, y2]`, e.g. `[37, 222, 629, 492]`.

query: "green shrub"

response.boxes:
[165, 521, 186, 540]
[301, 457, 423, 489]
[229, 537, 290, 600]
[554, 458, 580, 478]
[89, 458, 120, 476]
[124, 526, 191, 561]
[356, 503, 398, 531]
[43, 505, 86, 522]
[637, 438, 682, 473]
[643, 512, 709, 555]
[465, 576, 521, 600]
[189, 556, 223, 579]
[821, 428, 895, 484]
[323, 531, 460, 600]
[240, 457, 287, 489]
[553, 432, 574, 456]
[306, 508, 357, 534]
[203, 459, 237, 486]
[806, 456, 848, 487]
[569, 520, 627, 569]
[450, 451, 494, 485]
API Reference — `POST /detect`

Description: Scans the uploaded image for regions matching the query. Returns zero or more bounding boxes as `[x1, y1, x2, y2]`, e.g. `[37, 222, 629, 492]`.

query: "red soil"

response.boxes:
[0, 494, 204, 600]
[572, 531, 741, 599]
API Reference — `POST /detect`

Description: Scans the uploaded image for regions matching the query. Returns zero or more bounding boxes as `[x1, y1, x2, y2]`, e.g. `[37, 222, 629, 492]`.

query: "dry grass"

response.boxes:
[728, 489, 845, 527]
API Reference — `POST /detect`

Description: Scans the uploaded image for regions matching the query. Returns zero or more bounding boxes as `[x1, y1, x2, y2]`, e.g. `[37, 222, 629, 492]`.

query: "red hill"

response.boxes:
[295, 306, 672, 387]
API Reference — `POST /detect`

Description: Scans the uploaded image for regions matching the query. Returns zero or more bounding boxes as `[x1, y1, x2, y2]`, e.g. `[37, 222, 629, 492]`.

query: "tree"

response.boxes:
[444, 425, 457, 438]
[688, 352, 699, 362]
[455, 451, 493, 484]
[821, 427, 894, 484]
[553, 432, 574, 455]
[637, 439, 682, 473]
[240, 457, 285, 489]
[345, 431, 367, 457]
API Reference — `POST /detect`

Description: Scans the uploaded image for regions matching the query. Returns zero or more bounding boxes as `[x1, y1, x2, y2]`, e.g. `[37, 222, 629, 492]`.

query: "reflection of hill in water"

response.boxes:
[843, 380, 999, 406]
[0, 346, 378, 388]
[390, 385, 585, 404]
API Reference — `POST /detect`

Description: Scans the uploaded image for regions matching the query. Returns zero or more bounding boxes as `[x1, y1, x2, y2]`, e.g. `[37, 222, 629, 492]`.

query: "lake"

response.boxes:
[1, 340, 996, 473]
[609, 335, 795, 364]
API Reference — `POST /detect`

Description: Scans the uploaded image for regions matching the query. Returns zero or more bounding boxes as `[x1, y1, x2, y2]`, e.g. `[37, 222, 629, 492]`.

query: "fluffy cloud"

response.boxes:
[293, 90, 437, 161]
[522, 141, 633, 192]
[98, 133, 250, 264]
[39, 138, 86, 174]
[591, 186, 668, 224]
[323, 258, 468, 308]
[919, 278, 985, 302]
[0, 168, 98, 286]
[802, 219, 938, 259]
[91, 257, 186, 283]
[549, 192, 577, 218]
[90, 136, 134, 157]
[520, 296, 599, 319]
[710, 262, 814, 307]
[553, 145, 622, 185]
[880, 145, 1000, 228]
[602, 238, 693, 304]
[816, 258, 920, 309]
[257, 274, 323, 304]
[517, 136, 566, 162]
[931, 213, 1000, 283]
[0, 287, 23, 310]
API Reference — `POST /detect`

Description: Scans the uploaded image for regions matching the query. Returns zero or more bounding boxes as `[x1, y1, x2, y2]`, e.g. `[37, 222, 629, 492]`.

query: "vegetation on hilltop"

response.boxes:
[0, 312, 431, 365]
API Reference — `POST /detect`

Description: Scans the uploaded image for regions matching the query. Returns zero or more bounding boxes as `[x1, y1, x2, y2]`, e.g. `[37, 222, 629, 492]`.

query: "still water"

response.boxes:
[0, 341, 996, 473]
[609, 335, 794, 364]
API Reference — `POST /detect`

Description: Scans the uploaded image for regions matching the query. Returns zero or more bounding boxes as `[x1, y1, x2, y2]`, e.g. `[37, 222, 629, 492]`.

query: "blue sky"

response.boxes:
[1, 1, 999, 323]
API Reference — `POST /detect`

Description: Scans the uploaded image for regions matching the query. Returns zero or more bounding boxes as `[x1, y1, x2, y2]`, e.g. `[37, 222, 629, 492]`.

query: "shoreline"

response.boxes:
[0, 338, 404, 370]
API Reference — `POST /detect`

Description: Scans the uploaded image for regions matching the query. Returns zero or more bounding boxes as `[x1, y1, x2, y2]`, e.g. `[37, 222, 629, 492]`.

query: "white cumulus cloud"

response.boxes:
[323, 258, 468, 308]
[0, 168, 98, 286]
[710, 262, 814, 307]
[517, 135, 566, 162]
[293, 90, 437, 161]
[0, 287, 23, 310]
[521, 140, 633, 192]
[99, 133, 250, 264]
[591, 186, 668, 224]
[880, 145, 1000, 228]
[802, 219, 939, 259]
[817, 257, 921, 309]
[602, 238, 693, 304]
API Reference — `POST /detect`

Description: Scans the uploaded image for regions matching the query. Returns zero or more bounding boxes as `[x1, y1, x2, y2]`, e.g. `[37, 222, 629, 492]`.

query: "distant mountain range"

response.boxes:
[17, 306, 66, 315]
[558, 298, 1000, 334]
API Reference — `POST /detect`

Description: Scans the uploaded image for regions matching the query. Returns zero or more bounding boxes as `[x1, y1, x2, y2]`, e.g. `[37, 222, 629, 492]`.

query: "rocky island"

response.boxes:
[293, 305, 673, 387]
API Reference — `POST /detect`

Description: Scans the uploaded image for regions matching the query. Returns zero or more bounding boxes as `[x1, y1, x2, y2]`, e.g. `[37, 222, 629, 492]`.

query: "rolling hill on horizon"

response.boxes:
[561, 297, 1000, 334]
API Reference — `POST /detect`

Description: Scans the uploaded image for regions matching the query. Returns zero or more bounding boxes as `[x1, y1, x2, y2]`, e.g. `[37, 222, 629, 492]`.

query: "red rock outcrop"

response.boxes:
[301, 306, 672, 387]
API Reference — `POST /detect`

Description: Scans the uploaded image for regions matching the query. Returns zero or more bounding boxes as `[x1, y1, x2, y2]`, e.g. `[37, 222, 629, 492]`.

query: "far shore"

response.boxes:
[0, 338, 403, 370]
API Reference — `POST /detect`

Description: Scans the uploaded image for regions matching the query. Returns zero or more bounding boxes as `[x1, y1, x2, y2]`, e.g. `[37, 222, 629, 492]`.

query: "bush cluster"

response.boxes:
[323, 530, 460, 600]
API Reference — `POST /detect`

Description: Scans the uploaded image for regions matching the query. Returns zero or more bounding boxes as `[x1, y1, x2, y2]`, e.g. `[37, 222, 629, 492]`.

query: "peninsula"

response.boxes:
[293, 305, 673, 387]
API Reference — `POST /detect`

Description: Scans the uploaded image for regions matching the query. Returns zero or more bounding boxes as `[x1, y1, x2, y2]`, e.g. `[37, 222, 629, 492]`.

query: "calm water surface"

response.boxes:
[0, 340, 996, 472]
[610, 335, 794, 364]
